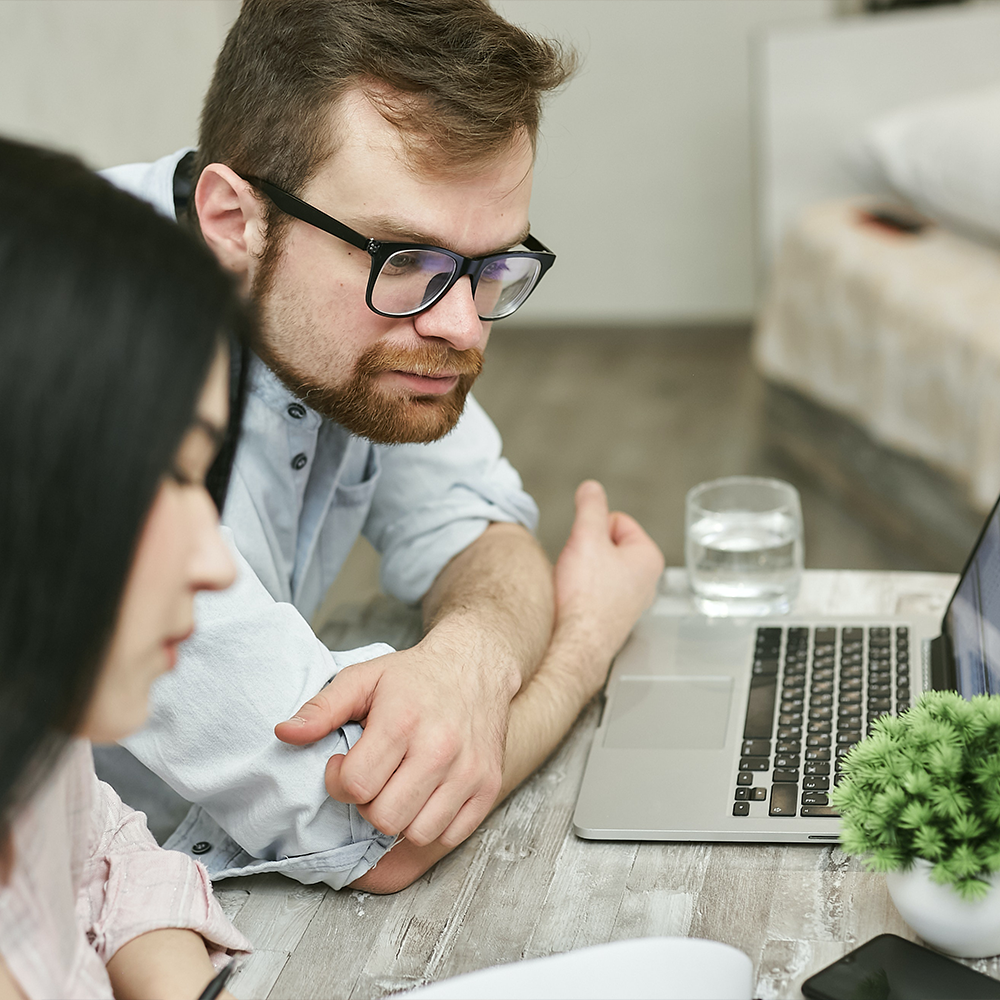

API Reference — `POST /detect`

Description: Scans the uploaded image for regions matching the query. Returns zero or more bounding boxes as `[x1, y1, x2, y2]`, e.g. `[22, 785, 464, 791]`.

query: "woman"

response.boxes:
[0, 136, 251, 998]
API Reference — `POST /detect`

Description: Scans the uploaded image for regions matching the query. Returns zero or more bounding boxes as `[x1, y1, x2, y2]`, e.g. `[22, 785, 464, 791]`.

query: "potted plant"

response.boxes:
[832, 690, 1000, 957]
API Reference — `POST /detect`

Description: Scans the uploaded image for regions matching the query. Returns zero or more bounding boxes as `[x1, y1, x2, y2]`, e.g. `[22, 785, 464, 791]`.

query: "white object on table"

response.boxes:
[402, 936, 753, 1000]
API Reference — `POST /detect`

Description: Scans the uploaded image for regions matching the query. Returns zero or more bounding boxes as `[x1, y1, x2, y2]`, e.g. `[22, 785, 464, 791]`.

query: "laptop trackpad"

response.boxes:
[604, 677, 733, 750]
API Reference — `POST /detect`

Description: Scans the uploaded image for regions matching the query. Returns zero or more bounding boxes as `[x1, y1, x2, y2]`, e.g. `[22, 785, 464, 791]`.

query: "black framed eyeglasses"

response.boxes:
[243, 175, 555, 321]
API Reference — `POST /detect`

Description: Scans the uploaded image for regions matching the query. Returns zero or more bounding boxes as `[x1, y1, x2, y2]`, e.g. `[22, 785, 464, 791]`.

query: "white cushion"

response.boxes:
[864, 84, 1000, 243]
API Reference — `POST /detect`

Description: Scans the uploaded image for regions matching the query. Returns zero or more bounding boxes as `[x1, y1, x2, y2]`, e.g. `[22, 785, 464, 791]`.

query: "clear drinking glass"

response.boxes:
[685, 476, 804, 617]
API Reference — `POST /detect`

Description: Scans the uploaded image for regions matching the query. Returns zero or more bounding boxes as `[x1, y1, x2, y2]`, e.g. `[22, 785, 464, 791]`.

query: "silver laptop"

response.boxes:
[573, 495, 1000, 844]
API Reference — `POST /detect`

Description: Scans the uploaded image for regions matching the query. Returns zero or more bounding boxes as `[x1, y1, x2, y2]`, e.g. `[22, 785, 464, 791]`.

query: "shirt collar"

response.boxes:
[247, 352, 322, 428]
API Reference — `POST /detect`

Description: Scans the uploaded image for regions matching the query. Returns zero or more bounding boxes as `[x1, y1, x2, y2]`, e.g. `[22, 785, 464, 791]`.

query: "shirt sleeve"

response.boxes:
[98, 148, 191, 220]
[78, 764, 250, 966]
[365, 393, 539, 603]
[122, 529, 398, 889]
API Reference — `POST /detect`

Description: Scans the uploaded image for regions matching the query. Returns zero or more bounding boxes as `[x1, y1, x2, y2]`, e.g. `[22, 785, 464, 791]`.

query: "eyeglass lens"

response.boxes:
[371, 249, 542, 320]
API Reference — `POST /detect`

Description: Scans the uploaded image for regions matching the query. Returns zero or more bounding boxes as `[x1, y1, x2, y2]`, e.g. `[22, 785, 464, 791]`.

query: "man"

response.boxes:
[105, 0, 664, 893]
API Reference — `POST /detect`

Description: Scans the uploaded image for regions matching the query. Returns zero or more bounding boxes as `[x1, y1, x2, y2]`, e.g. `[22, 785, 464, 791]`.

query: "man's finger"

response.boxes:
[609, 510, 656, 548]
[570, 479, 610, 537]
[356, 754, 454, 839]
[325, 720, 410, 807]
[274, 661, 379, 745]
[436, 787, 495, 849]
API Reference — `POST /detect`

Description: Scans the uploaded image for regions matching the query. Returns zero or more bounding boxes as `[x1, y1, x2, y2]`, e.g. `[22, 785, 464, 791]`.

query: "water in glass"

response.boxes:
[685, 477, 803, 616]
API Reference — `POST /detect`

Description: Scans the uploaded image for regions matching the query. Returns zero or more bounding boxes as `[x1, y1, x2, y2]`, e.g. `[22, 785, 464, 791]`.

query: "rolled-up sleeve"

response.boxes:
[123, 529, 398, 889]
[365, 393, 538, 603]
[79, 771, 250, 966]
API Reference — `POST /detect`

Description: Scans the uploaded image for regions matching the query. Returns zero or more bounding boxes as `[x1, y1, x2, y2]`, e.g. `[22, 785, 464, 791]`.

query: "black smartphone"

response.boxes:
[801, 934, 1000, 1000]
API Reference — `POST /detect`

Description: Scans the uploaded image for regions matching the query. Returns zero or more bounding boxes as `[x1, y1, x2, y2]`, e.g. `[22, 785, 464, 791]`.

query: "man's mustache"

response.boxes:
[356, 343, 484, 380]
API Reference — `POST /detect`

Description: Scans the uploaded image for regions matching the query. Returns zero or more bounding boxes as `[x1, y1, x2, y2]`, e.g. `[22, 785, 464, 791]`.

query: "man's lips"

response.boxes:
[382, 370, 461, 395]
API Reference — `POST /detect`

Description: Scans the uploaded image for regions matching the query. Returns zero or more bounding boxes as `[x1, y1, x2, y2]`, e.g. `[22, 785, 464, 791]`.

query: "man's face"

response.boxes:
[250, 89, 536, 444]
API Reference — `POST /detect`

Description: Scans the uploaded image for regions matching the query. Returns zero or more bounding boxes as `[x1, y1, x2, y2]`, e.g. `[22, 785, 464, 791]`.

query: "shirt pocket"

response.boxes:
[332, 446, 380, 508]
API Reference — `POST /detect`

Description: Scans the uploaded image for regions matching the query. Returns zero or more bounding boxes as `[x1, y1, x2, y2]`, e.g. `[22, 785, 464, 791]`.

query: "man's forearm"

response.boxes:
[421, 522, 554, 692]
[350, 620, 602, 893]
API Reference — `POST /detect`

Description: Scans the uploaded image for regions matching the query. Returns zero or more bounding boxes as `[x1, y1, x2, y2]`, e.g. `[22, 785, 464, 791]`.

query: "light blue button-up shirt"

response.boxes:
[103, 151, 539, 888]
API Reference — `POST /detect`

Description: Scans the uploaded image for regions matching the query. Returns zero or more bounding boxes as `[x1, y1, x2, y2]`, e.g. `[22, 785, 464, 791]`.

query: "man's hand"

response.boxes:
[275, 482, 662, 880]
[274, 628, 515, 848]
[278, 480, 663, 894]
[549, 480, 665, 698]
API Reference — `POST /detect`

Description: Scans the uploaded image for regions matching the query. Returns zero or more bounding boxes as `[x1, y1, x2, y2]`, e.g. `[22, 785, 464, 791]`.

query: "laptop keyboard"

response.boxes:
[732, 625, 911, 819]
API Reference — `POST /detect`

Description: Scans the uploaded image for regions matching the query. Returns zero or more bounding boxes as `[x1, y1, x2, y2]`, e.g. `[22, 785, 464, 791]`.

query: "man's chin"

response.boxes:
[321, 384, 471, 445]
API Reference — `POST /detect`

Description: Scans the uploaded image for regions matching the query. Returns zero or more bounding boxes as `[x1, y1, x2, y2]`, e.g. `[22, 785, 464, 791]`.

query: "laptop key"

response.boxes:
[801, 805, 839, 817]
[805, 748, 831, 761]
[751, 787, 767, 801]
[807, 734, 831, 747]
[802, 792, 829, 805]
[803, 775, 830, 791]
[776, 726, 800, 739]
[803, 762, 830, 776]
[737, 772, 753, 785]
[769, 783, 798, 816]
[744, 676, 778, 739]
[741, 739, 770, 756]
[740, 756, 769, 771]
[774, 755, 798, 769]
[735, 787, 750, 800]
[733, 802, 750, 817]
[776, 741, 801, 753]
[808, 721, 832, 734]
[773, 769, 799, 783]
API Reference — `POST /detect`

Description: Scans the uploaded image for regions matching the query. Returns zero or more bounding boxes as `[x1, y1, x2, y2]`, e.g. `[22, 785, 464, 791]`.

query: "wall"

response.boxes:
[494, 0, 833, 325]
[0, 0, 238, 170]
[0, 0, 832, 324]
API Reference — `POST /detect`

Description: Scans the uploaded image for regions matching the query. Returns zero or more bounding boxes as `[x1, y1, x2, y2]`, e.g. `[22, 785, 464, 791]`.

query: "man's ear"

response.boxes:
[195, 164, 266, 284]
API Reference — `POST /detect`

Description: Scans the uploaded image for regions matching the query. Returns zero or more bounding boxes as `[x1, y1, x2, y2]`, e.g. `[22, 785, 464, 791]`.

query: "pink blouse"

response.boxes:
[0, 740, 250, 999]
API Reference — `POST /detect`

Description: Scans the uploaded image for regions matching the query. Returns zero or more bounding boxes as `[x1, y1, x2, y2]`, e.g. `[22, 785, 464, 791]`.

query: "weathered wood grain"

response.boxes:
[220, 569, 1000, 1000]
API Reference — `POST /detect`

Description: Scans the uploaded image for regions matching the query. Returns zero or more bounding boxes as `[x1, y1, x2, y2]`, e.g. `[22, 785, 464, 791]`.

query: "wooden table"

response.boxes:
[217, 568, 1000, 1000]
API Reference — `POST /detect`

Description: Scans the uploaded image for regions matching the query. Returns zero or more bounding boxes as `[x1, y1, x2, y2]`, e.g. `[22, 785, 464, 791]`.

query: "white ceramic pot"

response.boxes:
[886, 858, 1000, 958]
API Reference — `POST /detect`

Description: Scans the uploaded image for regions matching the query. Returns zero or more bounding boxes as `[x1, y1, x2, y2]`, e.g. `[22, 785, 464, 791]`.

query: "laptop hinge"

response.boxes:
[929, 633, 957, 692]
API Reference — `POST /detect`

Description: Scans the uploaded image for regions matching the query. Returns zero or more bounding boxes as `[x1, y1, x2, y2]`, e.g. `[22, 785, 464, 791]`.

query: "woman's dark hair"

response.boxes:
[0, 136, 249, 842]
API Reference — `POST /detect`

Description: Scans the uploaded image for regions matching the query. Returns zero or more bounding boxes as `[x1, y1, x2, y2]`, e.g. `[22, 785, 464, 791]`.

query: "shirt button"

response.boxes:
[287, 403, 306, 419]
[291, 452, 308, 471]
[191, 841, 212, 855]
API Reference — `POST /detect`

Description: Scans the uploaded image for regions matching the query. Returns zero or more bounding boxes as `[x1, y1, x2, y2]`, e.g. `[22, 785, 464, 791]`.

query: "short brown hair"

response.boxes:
[193, 0, 575, 220]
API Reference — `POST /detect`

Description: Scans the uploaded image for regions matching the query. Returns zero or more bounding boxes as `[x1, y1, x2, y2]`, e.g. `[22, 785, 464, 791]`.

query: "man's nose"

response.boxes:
[412, 275, 485, 352]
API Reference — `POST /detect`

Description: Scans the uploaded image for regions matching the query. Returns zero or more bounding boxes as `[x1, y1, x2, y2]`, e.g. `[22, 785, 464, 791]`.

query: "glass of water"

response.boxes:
[685, 476, 803, 617]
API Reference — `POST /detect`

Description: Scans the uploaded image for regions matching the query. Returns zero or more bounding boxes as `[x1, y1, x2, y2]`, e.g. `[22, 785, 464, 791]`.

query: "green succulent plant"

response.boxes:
[831, 690, 1000, 901]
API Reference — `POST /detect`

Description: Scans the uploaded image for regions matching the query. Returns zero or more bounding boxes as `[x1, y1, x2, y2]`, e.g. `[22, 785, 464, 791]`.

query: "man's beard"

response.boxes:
[250, 231, 483, 444]
[257, 337, 483, 445]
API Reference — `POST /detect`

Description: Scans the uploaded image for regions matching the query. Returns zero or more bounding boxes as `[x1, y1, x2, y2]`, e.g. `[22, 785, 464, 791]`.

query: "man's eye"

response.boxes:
[480, 259, 511, 282]
[382, 253, 422, 276]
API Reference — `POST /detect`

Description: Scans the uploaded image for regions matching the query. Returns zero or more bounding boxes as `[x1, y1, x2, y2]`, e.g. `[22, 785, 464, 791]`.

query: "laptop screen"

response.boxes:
[944, 496, 1000, 697]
